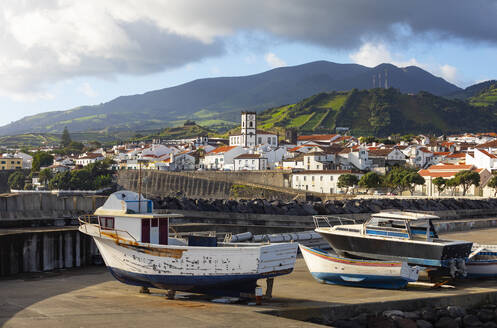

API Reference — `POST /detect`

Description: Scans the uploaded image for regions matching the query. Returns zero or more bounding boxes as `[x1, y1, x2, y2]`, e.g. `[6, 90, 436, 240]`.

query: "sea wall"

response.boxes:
[0, 229, 99, 277]
[0, 193, 106, 227]
[117, 170, 300, 201]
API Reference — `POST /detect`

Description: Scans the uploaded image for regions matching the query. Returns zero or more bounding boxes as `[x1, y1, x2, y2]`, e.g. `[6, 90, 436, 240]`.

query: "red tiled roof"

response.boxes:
[297, 134, 337, 141]
[207, 146, 237, 155]
[446, 153, 466, 158]
[433, 152, 450, 156]
[427, 164, 472, 170]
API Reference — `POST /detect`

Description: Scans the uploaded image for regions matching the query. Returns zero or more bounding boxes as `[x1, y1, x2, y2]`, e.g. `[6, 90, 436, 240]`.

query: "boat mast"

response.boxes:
[138, 159, 142, 213]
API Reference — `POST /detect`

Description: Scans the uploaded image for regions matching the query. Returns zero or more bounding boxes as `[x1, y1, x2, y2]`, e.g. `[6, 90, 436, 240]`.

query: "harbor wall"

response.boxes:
[117, 170, 300, 201]
[0, 229, 99, 277]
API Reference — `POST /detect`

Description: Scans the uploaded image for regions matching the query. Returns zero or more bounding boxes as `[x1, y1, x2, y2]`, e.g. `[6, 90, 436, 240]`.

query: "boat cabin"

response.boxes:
[93, 190, 183, 245]
[364, 211, 439, 241]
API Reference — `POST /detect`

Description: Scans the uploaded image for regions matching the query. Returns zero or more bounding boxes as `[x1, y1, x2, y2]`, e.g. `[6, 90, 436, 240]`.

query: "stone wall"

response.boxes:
[0, 193, 106, 227]
[117, 170, 300, 201]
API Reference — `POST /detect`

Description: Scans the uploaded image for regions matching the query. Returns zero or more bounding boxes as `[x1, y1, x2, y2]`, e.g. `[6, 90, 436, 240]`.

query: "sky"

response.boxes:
[1, 0, 497, 127]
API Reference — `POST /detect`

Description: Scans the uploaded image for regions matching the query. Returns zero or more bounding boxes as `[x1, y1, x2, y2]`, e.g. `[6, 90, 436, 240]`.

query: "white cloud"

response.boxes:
[77, 83, 98, 98]
[265, 53, 286, 68]
[439, 64, 458, 84]
[349, 42, 420, 68]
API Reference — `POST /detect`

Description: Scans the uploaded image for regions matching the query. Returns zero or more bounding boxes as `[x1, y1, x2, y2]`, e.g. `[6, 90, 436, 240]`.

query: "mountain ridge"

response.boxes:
[0, 60, 462, 136]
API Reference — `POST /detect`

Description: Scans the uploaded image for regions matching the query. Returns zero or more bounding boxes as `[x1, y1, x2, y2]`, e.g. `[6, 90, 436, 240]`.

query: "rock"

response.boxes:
[383, 310, 405, 318]
[368, 316, 395, 328]
[447, 305, 466, 318]
[416, 319, 433, 328]
[478, 309, 495, 322]
[483, 322, 497, 328]
[434, 316, 457, 328]
[404, 312, 421, 320]
[331, 319, 363, 328]
[393, 317, 417, 328]
[463, 314, 482, 327]
[454, 317, 462, 328]
[421, 309, 437, 322]
[351, 313, 369, 326]
[436, 309, 450, 320]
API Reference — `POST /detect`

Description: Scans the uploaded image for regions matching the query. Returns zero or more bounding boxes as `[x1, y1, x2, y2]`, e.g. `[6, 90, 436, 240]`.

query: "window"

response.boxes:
[249, 121, 253, 128]
[306, 185, 308, 190]
[258, 137, 262, 144]
[330, 176, 334, 181]
[1, 161, 4, 164]
[267, 137, 271, 144]
[252, 160, 255, 164]
[312, 176, 314, 181]
[320, 176, 323, 181]
[100, 217, 115, 230]
[303, 176, 306, 181]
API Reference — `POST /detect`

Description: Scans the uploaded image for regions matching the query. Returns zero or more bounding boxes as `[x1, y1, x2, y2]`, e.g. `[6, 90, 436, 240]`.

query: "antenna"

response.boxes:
[372, 75, 376, 88]
[378, 73, 382, 88]
[385, 69, 388, 89]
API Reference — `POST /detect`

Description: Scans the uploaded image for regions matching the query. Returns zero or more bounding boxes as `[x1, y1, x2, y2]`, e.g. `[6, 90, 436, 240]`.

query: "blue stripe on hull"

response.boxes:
[311, 272, 411, 289]
[107, 267, 292, 296]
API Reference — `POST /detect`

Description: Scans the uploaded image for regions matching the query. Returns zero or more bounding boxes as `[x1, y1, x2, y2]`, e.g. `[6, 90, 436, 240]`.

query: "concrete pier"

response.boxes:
[1, 228, 496, 328]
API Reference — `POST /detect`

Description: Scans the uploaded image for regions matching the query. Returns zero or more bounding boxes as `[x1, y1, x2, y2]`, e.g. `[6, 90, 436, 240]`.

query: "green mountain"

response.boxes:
[468, 81, 497, 107]
[448, 80, 497, 100]
[258, 88, 497, 136]
[0, 61, 461, 136]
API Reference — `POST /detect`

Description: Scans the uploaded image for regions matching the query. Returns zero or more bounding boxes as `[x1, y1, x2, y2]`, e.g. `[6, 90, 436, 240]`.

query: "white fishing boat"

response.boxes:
[466, 244, 497, 278]
[79, 191, 298, 296]
[299, 244, 421, 289]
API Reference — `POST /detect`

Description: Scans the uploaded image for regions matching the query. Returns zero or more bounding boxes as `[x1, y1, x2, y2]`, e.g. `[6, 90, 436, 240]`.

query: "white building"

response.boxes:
[14, 152, 33, 169]
[291, 170, 363, 194]
[204, 146, 246, 170]
[233, 153, 268, 171]
[75, 153, 104, 166]
[229, 112, 278, 147]
[468, 148, 497, 173]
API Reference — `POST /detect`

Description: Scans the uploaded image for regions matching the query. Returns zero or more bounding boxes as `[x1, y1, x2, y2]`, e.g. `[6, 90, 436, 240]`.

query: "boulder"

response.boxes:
[447, 305, 466, 318]
[434, 316, 457, 328]
[421, 309, 437, 322]
[483, 322, 497, 328]
[416, 319, 433, 328]
[368, 317, 395, 328]
[478, 309, 495, 322]
[463, 314, 482, 327]
[393, 318, 416, 328]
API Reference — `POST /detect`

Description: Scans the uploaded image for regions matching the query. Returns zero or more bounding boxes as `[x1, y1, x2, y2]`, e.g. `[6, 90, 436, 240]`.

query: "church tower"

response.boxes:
[241, 111, 256, 147]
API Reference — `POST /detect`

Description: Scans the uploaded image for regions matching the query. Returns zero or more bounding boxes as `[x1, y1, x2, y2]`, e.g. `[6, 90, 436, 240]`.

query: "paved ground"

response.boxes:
[1, 228, 496, 328]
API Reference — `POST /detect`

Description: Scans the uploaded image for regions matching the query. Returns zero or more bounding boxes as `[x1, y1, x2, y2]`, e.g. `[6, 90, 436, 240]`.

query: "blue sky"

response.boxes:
[1, 1, 497, 128]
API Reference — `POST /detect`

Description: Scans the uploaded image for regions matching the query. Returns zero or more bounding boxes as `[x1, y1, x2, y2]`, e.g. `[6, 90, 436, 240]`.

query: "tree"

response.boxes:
[446, 178, 458, 196]
[402, 172, 425, 196]
[358, 172, 382, 193]
[38, 168, 53, 187]
[61, 127, 72, 148]
[453, 170, 480, 196]
[432, 177, 447, 195]
[48, 171, 71, 190]
[8, 171, 26, 190]
[488, 175, 497, 197]
[338, 174, 359, 194]
[384, 166, 410, 194]
[32, 152, 54, 171]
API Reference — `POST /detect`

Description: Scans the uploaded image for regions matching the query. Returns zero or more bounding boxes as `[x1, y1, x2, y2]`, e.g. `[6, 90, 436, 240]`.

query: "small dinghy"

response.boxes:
[299, 244, 420, 289]
[466, 244, 497, 279]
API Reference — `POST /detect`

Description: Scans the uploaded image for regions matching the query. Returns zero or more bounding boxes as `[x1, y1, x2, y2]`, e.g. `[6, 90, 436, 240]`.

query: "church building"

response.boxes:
[229, 111, 278, 147]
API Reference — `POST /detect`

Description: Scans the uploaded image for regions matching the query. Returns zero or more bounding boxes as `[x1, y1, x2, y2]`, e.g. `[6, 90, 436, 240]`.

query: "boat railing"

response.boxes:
[313, 215, 358, 229]
[78, 215, 138, 243]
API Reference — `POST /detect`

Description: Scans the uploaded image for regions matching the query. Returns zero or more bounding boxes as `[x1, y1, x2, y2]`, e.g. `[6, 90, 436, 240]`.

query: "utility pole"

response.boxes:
[138, 160, 142, 213]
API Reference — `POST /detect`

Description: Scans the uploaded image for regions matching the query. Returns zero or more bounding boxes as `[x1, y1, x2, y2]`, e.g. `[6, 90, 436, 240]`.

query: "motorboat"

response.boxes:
[466, 244, 497, 278]
[299, 244, 420, 289]
[79, 190, 298, 296]
[314, 211, 473, 269]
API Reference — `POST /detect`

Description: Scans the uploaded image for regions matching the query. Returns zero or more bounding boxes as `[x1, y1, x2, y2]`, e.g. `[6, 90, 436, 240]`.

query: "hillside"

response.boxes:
[258, 88, 497, 136]
[0, 61, 461, 136]
[468, 81, 497, 107]
[448, 80, 497, 100]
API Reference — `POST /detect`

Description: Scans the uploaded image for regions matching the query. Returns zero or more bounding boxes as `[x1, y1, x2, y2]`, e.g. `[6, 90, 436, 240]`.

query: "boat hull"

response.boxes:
[299, 245, 419, 289]
[91, 234, 297, 295]
[467, 246, 497, 278]
[318, 230, 472, 267]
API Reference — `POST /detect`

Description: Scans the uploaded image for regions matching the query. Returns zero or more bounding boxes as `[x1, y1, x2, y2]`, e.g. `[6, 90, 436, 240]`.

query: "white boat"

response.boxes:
[466, 244, 497, 278]
[299, 244, 420, 289]
[314, 212, 473, 268]
[79, 191, 298, 296]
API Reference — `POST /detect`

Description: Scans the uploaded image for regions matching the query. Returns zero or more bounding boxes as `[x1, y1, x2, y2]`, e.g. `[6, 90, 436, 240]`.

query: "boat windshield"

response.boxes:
[365, 217, 409, 239]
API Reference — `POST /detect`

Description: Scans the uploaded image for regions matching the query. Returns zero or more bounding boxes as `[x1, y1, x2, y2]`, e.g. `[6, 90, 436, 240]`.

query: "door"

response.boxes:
[141, 219, 150, 243]
[159, 218, 168, 245]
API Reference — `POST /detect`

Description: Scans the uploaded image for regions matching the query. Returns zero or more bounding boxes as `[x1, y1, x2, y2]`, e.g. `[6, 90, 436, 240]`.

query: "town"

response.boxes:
[2, 110, 497, 198]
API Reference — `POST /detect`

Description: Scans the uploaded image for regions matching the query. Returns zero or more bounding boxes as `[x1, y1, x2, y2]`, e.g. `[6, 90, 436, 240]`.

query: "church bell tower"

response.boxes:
[241, 111, 256, 147]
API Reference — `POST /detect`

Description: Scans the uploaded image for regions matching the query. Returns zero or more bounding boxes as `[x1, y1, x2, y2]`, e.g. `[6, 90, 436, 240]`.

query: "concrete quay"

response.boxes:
[1, 228, 497, 328]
